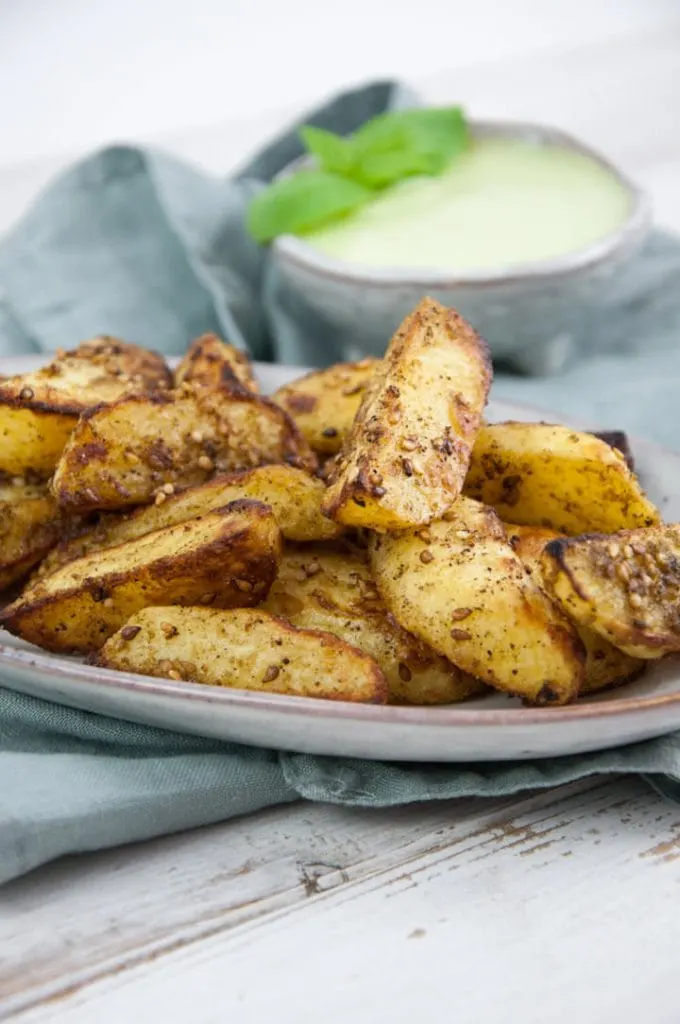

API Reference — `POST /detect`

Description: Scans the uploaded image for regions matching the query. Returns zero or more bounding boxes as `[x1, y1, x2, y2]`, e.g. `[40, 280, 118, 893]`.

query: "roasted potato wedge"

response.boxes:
[52, 385, 317, 512]
[261, 545, 485, 705]
[507, 524, 644, 693]
[0, 337, 171, 477]
[273, 359, 380, 455]
[464, 422, 658, 535]
[369, 496, 585, 704]
[322, 298, 491, 531]
[593, 431, 635, 471]
[0, 478, 63, 592]
[98, 606, 388, 704]
[174, 334, 258, 393]
[37, 465, 341, 578]
[1, 499, 281, 652]
[541, 526, 680, 659]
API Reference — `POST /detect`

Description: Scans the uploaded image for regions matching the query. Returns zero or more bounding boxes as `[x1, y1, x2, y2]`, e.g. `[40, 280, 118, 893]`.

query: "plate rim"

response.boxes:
[1, 636, 679, 729]
[1, 355, 679, 734]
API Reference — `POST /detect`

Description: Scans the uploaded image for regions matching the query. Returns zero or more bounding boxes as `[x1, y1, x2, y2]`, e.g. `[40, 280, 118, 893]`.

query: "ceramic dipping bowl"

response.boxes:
[266, 120, 650, 375]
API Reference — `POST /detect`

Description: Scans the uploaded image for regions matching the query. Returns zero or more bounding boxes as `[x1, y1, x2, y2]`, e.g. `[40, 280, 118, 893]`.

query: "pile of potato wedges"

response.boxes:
[0, 302, 676, 707]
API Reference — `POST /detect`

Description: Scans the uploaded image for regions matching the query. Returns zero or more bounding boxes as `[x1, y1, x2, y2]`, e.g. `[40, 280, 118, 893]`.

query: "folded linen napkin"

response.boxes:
[2, 80, 680, 885]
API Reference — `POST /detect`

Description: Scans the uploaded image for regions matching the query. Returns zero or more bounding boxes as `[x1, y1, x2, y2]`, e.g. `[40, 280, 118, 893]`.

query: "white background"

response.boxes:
[1, 1, 678, 166]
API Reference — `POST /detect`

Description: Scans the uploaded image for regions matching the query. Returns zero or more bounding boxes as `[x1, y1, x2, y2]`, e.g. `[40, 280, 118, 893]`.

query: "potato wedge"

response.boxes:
[464, 422, 658, 535]
[593, 431, 635, 471]
[98, 606, 388, 703]
[541, 526, 680, 659]
[261, 545, 485, 705]
[1, 499, 281, 652]
[369, 496, 585, 704]
[273, 359, 380, 455]
[506, 524, 644, 693]
[174, 334, 258, 393]
[0, 337, 172, 477]
[36, 465, 342, 578]
[322, 298, 491, 531]
[0, 478, 63, 592]
[52, 385, 317, 512]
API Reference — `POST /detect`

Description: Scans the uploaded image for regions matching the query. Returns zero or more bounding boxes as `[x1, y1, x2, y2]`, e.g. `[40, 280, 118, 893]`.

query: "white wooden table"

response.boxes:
[2, 6, 680, 1022]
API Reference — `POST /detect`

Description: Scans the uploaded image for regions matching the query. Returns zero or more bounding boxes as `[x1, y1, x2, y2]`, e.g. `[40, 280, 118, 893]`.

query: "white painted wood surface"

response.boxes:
[2, 7, 680, 1022]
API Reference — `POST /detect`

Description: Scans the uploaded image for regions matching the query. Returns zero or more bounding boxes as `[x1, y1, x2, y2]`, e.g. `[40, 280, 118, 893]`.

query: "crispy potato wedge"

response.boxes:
[52, 385, 317, 512]
[0, 337, 172, 477]
[507, 524, 644, 693]
[541, 526, 680, 659]
[37, 465, 342, 578]
[1, 499, 281, 652]
[369, 496, 585, 704]
[464, 422, 658, 535]
[0, 479, 63, 592]
[174, 334, 258, 393]
[273, 359, 380, 455]
[98, 606, 388, 704]
[322, 298, 491, 531]
[261, 545, 485, 705]
[593, 431, 635, 471]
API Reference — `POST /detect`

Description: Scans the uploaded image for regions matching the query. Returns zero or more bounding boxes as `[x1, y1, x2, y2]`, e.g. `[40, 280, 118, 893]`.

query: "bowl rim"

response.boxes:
[272, 118, 651, 288]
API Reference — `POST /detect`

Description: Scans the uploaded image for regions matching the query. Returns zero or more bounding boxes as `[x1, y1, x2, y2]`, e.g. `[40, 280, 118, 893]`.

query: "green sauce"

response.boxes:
[304, 137, 631, 272]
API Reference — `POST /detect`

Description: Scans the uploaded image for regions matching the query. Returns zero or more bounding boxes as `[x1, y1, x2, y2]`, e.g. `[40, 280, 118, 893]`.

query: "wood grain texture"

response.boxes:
[5, 778, 680, 1023]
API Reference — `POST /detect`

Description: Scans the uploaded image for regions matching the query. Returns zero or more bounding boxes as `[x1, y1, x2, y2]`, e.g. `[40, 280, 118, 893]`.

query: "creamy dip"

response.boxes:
[303, 137, 631, 272]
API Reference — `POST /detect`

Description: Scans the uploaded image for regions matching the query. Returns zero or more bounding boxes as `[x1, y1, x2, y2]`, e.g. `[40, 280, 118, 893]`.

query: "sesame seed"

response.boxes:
[162, 482, 175, 495]
[168, 669, 182, 681]
[450, 628, 472, 641]
[417, 527, 432, 543]
[102, 598, 114, 608]
[120, 625, 141, 641]
[629, 593, 643, 609]
[305, 560, 321, 577]
[191, 429, 204, 443]
[19, 387, 35, 400]
[623, 544, 634, 559]
[400, 437, 418, 451]
[233, 579, 253, 592]
[616, 563, 630, 582]
[160, 621, 178, 639]
[198, 455, 214, 471]
[456, 530, 470, 540]
[398, 663, 412, 682]
[321, 427, 338, 438]
[402, 458, 413, 477]
[372, 485, 386, 498]
[607, 542, 620, 558]
[154, 492, 167, 505]
[262, 665, 280, 683]
[420, 550, 434, 564]
[451, 607, 472, 621]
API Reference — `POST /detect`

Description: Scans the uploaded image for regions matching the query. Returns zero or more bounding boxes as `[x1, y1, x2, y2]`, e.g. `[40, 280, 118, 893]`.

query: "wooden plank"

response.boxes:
[1, 781, 603, 1017]
[6, 777, 680, 1022]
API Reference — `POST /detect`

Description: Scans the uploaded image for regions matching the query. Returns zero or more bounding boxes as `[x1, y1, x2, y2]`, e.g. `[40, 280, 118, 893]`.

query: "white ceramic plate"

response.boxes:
[2, 355, 680, 762]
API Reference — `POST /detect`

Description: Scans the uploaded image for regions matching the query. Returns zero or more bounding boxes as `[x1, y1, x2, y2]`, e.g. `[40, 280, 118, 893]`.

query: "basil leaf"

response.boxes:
[247, 170, 373, 244]
[299, 126, 356, 176]
[352, 107, 469, 186]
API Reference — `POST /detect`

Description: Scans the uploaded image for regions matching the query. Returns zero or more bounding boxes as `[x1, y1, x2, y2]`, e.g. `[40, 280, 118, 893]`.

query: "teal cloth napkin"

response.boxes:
[2, 80, 680, 885]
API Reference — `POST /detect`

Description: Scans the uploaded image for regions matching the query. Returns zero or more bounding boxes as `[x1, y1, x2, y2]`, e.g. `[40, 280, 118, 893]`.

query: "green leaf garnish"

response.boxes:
[247, 105, 469, 243]
[246, 170, 374, 245]
[299, 126, 356, 177]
